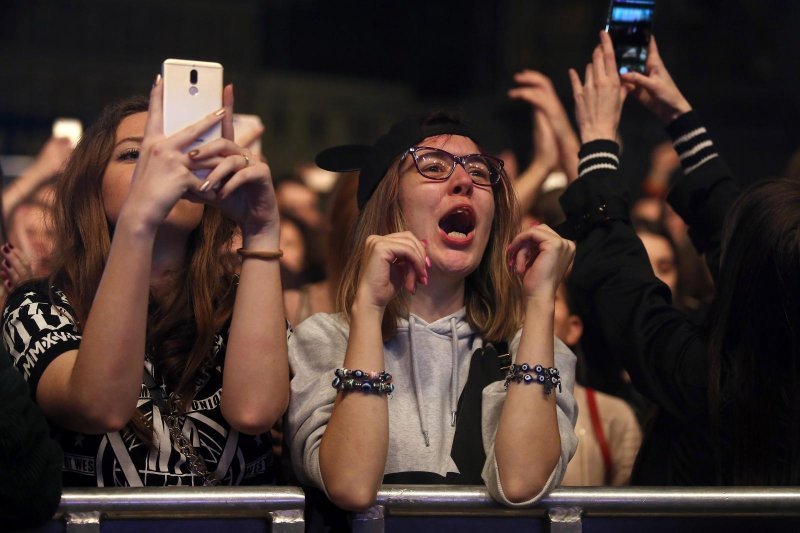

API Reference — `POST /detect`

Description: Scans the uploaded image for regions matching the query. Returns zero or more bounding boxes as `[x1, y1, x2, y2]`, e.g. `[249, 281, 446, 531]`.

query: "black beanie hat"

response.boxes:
[315, 112, 477, 209]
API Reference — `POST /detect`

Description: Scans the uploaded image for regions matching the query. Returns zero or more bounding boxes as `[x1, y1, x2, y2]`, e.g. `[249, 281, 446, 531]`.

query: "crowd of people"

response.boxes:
[2, 31, 799, 531]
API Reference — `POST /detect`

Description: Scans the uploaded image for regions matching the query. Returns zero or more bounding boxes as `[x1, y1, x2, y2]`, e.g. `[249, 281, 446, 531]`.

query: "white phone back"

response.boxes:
[162, 59, 223, 176]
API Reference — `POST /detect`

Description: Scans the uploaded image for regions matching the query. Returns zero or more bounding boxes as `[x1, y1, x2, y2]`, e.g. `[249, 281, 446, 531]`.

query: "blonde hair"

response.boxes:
[336, 147, 523, 342]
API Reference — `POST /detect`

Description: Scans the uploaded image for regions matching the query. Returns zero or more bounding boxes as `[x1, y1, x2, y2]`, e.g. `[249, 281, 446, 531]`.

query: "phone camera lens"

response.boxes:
[190, 69, 198, 85]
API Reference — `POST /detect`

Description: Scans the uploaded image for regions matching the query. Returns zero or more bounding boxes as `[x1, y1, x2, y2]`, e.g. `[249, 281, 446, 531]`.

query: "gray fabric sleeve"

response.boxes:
[480, 333, 578, 507]
[286, 313, 349, 492]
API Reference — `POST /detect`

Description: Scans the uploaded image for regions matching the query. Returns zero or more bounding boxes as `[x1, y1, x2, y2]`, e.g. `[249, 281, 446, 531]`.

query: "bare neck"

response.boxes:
[406, 272, 466, 323]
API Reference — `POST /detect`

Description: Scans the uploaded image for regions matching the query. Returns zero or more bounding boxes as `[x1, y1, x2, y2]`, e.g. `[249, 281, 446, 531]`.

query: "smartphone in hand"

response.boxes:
[162, 59, 223, 178]
[52, 118, 83, 148]
[605, 0, 655, 74]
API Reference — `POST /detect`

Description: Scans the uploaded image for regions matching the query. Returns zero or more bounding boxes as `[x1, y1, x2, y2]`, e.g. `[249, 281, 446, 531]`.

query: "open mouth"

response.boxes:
[438, 205, 476, 241]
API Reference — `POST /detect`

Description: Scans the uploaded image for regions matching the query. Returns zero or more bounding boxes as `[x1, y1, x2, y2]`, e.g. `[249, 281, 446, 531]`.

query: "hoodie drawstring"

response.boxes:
[449, 317, 459, 428]
[408, 315, 430, 447]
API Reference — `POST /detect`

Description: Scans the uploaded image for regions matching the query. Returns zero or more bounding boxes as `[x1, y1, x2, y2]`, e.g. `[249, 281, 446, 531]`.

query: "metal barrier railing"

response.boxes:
[354, 485, 800, 532]
[52, 485, 800, 532]
[56, 486, 306, 533]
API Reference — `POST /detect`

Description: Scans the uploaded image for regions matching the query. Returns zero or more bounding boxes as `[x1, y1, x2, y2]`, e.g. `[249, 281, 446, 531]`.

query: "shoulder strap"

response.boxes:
[586, 387, 613, 485]
[450, 341, 509, 483]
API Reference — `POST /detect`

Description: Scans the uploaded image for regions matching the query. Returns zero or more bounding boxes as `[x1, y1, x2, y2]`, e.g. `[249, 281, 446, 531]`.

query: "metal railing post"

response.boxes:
[547, 506, 583, 533]
[270, 509, 305, 533]
[352, 504, 385, 533]
[65, 511, 102, 533]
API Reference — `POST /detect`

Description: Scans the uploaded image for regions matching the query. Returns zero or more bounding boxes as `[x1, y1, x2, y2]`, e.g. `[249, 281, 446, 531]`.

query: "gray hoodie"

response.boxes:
[287, 307, 578, 507]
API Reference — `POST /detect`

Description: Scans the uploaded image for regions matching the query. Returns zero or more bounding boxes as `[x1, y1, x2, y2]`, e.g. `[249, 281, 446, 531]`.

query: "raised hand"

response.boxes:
[119, 78, 225, 232]
[0, 243, 33, 292]
[29, 137, 73, 182]
[509, 70, 581, 182]
[569, 31, 628, 143]
[355, 232, 429, 310]
[507, 224, 575, 300]
[620, 36, 692, 124]
[185, 87, 279, 240]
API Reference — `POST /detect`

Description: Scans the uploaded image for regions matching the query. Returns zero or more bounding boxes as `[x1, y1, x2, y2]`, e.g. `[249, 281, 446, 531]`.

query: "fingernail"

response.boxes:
[188, 149, 200, 158]
[422, 274, 429, 286]
[420, 239, 428, 247]
[425, 256, 431, 268]
[214, 108, 226, 117]
[529, 220, 540, 227]
[199, 180, 211, 192]
[154, 74, 162, 87]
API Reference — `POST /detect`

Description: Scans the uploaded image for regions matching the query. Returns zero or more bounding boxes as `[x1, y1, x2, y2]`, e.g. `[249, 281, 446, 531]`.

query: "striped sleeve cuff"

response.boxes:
[578, 140, 620, 178]
[667, 112, 719, 174]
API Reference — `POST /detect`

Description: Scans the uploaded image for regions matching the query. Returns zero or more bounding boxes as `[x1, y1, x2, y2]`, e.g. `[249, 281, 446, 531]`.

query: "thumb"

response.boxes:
[621, 71, 659, 93]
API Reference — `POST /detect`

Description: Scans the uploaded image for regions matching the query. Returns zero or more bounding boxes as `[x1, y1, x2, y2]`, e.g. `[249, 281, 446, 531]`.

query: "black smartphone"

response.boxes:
[604, 0, 655, 74]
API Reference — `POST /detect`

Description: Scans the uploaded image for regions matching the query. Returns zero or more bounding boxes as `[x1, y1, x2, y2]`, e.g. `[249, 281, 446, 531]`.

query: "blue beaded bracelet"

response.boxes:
[504, 363, 561, 395]
[332, 368, 394, 396]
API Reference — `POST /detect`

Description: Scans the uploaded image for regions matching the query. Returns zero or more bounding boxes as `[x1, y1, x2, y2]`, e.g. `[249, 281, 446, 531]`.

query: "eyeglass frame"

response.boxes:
[400, 146, 506, 187]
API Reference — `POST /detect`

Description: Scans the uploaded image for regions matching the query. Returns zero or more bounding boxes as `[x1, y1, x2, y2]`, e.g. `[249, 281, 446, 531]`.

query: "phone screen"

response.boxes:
[605, 0, 655, 74]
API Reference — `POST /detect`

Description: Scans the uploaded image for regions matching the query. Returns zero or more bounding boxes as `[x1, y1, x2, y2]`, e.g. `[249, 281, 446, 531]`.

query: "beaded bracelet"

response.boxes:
[504, 363, 561, 395]
[332, 368, 394, 396]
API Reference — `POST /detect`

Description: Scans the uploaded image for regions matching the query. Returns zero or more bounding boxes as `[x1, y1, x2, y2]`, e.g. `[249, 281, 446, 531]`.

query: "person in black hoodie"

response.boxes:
[1, 348, 62, 527]
[561, 31, 800, 485]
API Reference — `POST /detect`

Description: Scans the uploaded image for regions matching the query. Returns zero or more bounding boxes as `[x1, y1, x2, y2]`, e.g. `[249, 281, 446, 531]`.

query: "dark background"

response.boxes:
[1, 0, 798, 189]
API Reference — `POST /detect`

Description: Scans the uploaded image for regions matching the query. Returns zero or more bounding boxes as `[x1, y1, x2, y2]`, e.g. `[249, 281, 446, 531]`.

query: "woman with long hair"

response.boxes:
[561, 32, 800, 484]
[2, 78, 288, 486]
[288, 112, 578, 513]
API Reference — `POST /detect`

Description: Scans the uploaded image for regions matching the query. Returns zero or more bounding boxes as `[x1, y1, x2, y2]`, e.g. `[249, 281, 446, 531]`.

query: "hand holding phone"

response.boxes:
[605, 0, 655, 74]
[162, 59, 223, 177]
[620, 37, 693, 124]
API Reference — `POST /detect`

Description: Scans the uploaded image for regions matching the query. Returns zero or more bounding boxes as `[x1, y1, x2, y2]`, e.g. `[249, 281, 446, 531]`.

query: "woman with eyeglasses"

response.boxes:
[287, 112, 577, 515]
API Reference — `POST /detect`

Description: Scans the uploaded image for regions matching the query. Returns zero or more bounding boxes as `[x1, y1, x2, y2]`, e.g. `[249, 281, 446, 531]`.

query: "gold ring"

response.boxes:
[242, 153, 250, 166]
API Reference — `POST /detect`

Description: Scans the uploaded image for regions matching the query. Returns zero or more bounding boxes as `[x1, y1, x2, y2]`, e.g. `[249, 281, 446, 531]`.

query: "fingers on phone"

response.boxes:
[145, 76, 165, 138]
[198, 152, 254, 195]
[168, 108, 226, 150]
[221, 84, 235, 140]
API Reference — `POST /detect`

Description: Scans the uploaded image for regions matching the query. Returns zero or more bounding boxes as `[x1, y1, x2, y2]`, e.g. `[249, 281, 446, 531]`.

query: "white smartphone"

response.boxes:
[161, 59, 223, 177]
[52, 118, 83, 148]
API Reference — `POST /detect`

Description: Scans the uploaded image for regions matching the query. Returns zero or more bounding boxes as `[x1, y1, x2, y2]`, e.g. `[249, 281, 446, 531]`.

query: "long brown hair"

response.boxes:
[336, 135, 522, 342]
[707, 178, 800, 484]
[49, 96, 237, 436]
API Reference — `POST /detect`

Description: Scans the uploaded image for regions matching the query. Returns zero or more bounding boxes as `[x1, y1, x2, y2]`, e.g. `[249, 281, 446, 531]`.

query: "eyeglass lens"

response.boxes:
[414, 148, 499, 186]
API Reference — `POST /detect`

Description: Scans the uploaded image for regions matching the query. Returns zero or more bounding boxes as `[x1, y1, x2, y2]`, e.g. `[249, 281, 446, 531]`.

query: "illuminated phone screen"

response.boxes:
[605, 0, 655, 74]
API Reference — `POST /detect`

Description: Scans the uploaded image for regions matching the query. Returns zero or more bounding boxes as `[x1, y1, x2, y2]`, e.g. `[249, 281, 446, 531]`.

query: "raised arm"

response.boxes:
[560, 32, 708, 420]
[2, 137, 72, 227]
[622, 36, 739, 278]
[190, 86, 289, 435]
[509, 109, 559, 214]
[509, 71, 581, 183]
